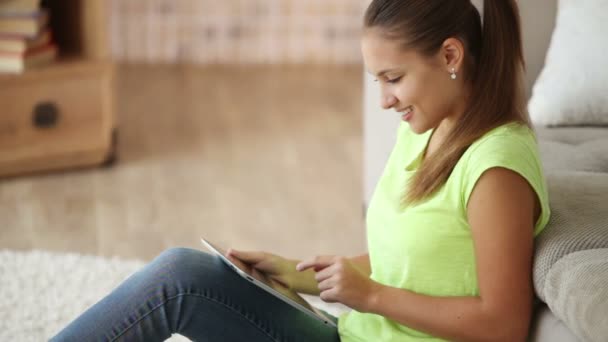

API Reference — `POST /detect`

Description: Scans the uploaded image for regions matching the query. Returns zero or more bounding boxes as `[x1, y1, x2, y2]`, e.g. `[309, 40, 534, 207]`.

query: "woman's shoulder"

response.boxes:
[477, 121, 535, 141]
[467, 121, 538, 157]
[459, 121, 544, 196]
[458, 121, 546, 196]
[459, 121, 551, 235]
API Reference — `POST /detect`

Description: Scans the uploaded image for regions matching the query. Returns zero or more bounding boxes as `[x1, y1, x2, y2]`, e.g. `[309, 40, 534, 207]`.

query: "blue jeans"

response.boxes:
[50, 247, 340, 342]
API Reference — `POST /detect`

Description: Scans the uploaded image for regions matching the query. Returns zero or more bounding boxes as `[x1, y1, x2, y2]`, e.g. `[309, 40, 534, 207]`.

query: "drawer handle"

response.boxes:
[32, 101, 60, 129]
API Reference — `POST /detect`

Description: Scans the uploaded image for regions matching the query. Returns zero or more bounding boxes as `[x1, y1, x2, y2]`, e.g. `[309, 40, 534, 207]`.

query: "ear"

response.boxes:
[439, 37, 465, 73]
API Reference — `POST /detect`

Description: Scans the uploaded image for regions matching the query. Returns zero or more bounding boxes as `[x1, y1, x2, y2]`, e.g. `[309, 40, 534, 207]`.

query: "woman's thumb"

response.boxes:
[228, 249, 265, 264]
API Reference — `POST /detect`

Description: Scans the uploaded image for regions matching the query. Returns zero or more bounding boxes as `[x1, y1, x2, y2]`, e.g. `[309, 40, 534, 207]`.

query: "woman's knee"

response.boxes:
[150, 247, 229, 286]
[155, 247, 203, 263]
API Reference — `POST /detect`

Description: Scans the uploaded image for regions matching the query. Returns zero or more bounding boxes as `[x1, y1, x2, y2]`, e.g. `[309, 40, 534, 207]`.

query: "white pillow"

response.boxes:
[528, 0, 608, 126]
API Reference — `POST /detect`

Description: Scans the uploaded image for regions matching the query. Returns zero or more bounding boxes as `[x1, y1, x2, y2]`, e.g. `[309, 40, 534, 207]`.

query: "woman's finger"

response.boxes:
[296, 255, 335, 272]
[320, 288, 338, 303]
[317, 276, 335, 292]
[227, 249, 266, 264]
[314, 263, 337, 283]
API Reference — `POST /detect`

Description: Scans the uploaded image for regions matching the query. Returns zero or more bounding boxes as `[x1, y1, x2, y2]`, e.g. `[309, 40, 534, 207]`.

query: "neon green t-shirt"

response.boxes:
[338, 121, 551, 341]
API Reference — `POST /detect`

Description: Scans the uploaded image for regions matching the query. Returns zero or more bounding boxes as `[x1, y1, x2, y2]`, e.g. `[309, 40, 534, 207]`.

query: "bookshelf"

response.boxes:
[0, 0, 115, 178]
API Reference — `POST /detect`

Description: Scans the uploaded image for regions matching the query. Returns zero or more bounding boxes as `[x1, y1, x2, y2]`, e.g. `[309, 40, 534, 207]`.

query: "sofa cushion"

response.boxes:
[536, 127, 608, 173]
[534, 171, 608, 300]
[532, 170, 608, 342]
[544, 249, 608, 341]
[528, 303, 582, 342]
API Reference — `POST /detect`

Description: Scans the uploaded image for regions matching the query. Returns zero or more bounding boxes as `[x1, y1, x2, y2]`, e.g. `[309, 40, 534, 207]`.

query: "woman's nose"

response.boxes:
[381, 94, 397, 110]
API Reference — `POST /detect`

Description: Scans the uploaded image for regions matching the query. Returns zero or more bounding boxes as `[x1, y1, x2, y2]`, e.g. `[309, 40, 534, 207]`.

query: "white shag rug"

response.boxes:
[0, 249, 349, 342]
[0, 250, 188, 342]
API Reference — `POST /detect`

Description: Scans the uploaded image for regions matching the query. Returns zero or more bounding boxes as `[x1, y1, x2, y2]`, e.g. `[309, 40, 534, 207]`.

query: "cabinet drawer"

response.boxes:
[0, 61, 114, 177]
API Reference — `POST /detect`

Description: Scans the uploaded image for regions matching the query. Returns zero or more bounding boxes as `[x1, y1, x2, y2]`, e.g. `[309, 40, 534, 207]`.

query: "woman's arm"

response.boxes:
[365, 167, 538, 342]
[300, 167, 539, 342]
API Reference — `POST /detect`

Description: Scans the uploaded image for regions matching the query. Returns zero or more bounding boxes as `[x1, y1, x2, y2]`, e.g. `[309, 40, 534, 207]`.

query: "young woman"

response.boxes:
[51, 0, 550, 341]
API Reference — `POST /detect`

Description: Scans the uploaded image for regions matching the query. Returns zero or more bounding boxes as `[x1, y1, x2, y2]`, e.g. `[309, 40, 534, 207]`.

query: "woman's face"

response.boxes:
[361, 29, 467, 135]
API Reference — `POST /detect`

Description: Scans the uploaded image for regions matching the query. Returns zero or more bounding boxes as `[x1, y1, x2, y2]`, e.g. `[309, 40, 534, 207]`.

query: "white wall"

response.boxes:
[363, 0, 558, 205]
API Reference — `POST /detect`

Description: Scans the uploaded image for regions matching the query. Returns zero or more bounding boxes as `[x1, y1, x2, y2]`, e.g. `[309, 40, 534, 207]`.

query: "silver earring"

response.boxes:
[450, 68, 457, 80]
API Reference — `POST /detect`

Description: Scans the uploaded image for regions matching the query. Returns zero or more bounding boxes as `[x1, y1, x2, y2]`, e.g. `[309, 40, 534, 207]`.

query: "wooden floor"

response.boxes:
[0, 64, 366, 262]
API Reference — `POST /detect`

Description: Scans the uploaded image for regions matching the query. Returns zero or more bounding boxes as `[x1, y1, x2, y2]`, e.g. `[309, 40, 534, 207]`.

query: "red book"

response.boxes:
[0, 42, 56, 73]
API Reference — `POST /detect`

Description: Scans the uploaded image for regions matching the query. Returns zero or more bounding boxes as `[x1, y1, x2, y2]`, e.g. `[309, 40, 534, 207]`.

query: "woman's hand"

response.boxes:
[296, 256, 379, 312]
[226, 249, 302, 291]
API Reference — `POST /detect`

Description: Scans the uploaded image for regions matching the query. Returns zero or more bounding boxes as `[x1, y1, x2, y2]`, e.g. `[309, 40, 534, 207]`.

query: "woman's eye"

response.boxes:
[387, 76, 402, 84]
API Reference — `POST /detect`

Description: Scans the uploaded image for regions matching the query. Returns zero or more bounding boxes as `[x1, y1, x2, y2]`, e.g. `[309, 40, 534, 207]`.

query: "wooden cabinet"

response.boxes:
[0, 0, 115, 178]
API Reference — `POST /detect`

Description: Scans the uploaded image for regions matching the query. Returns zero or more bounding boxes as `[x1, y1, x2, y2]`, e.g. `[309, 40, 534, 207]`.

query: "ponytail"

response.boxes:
[470, 0, 528, 125]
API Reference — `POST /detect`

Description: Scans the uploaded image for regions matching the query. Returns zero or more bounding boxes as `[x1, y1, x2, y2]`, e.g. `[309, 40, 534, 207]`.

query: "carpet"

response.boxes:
[0, 249, 349, 342]
[0, 249, 189, 342]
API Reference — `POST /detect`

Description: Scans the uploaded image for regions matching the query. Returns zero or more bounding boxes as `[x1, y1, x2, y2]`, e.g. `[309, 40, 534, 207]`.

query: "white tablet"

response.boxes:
[200, 238, 337, 327]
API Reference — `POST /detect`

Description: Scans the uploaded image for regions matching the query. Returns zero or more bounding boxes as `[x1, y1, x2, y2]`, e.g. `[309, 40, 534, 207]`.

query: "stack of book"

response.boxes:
[0, 0, 56, 73]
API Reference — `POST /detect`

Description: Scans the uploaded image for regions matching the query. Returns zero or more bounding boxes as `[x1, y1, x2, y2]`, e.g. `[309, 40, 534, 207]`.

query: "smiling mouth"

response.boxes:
[397, 106, 413, 115]
[398, 106, 414, 121]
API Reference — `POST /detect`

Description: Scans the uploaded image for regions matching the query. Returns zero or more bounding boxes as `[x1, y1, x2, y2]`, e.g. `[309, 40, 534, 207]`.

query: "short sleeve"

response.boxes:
[461, 133, 551, 236]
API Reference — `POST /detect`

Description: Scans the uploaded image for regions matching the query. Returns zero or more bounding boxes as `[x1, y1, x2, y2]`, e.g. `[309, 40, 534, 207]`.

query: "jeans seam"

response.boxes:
[110, 292, 280, 342]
